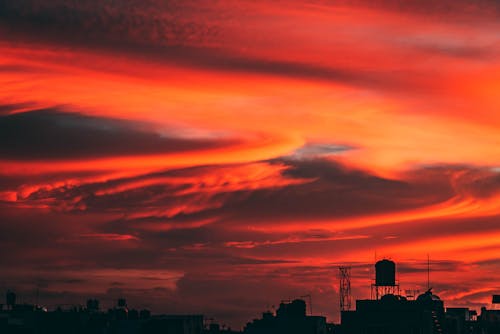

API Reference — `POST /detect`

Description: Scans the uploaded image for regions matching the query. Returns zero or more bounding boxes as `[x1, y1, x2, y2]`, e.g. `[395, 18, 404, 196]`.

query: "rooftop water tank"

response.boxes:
[375, 259, 396, 286]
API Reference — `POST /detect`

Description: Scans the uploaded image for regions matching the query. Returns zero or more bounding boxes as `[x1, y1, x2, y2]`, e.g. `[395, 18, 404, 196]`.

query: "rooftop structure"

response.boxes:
[244, 299, 327, 334]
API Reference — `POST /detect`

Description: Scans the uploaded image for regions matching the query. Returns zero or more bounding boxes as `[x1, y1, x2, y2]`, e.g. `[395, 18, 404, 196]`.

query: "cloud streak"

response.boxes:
[0, 107, 238, 159]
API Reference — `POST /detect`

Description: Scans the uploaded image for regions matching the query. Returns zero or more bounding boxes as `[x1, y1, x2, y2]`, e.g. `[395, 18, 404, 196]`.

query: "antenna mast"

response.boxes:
[339, 266, 352, 313]
[427, 254, 430, 290]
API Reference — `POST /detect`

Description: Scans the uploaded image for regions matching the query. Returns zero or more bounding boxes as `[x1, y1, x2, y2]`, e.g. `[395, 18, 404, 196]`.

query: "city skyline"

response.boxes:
[1, 0, 500, 329]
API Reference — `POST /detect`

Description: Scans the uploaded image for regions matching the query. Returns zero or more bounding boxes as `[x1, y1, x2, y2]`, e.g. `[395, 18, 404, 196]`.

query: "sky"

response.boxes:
[1, 0, 500, 328]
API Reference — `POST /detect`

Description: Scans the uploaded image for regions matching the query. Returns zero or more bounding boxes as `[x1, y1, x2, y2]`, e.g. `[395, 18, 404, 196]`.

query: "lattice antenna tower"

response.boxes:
[339, 266, 352, 312]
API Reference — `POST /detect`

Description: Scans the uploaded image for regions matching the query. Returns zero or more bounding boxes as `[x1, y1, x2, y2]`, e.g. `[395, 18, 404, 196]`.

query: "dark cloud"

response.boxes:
[11, 158, 453, 222]
[2, 0, 498, 48]
[9, 158, 500, 262]
[410, 42, 492, 60]
[0, 0, 220, 47]
[473, 258, 500, 268]
[15, 159, 497, 266]
[211, 158, 452, 223]
[14, 158, 483, 231]
[0, 107, 236, 159]
[397, 260, 462, 274]
[0, 170, 103, 192]
[0, 102, 33, 114]
[0, 64, 52, 75]
[350, 0, 500, 18]
[0, 1, 464, 92]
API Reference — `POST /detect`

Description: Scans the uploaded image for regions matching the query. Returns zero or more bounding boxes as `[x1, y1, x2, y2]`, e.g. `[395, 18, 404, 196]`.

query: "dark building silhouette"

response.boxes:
[338, 259, 500, 334]
[203, 322, 240, 334]
[341, 289, 445, 334]
[139, 309, 151, 320]
[2, 273, 500, 334]
[86, 298, 100, 312]
[5, 290, 16, 310]
[445, 307, 477, 334]
[477, 307, 500, 334]
[341, 258, 449, 333]
[244, 299, 327, 334]
[0, 291, 206, 334]
[142, 314, 204, 334]
[117, 298, 127, 308]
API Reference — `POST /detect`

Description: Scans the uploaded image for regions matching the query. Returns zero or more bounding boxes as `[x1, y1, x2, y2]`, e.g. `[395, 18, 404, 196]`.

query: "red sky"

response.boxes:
[1, 0, 500, 328]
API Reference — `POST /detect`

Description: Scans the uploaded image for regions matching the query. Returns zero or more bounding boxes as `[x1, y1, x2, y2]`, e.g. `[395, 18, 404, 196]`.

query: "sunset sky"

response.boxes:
[1, 0, 500, 328]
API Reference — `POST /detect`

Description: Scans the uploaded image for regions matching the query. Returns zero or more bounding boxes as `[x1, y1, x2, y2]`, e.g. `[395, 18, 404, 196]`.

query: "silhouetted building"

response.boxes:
[445, 307, 477, 334]
[341, 289, 445, 334]
[0, 290, 205, 334]
[142, 314, 204, 334]
[5, 290, 16, 310]
[86, 298, 100, 312]
[244, 299, 327, 334]
[477, 306, 500, 334]
[4, 288, 500, 334]
[140, 309, 151, 319]
[205, 322, 241, 334]
[117, 298, 127, 308]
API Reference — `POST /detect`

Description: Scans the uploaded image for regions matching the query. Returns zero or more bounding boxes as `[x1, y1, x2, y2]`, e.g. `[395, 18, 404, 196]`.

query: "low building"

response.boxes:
[244, 299, 327, 334]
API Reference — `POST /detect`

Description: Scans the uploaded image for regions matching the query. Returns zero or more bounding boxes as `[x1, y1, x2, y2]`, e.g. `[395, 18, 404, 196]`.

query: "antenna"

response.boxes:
[427, 254, 430, 290]
[339, 266, 352, 312]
